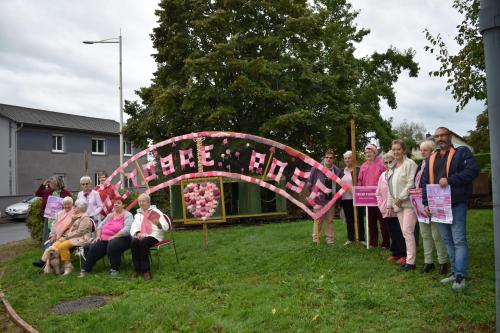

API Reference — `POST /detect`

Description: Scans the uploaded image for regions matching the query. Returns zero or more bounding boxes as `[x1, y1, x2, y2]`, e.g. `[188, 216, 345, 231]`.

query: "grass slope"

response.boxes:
[1, 210, 495, 332]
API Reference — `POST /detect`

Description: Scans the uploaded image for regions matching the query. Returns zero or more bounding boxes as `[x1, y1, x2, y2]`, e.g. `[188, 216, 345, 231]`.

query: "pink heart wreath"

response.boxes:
[183, 182, 221, 221]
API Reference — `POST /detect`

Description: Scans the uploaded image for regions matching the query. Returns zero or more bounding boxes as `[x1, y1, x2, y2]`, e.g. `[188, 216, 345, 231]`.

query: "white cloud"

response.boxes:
[0, 0, 481, 137]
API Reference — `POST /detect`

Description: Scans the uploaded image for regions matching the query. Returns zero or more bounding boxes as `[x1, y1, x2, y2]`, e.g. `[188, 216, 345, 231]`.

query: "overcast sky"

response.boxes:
[0, 0, 484, 137]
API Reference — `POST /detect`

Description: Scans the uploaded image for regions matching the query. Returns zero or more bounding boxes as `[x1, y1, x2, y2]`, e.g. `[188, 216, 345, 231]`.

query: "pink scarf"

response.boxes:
[140, 209, 160, 235]
[52, 208, 74, 237]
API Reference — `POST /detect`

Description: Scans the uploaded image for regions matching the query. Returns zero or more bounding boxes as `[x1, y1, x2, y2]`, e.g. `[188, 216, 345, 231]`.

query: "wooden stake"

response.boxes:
[203, 222, 208, 250]
[314, 220, 320, 246]
[350, 119, 360, 242]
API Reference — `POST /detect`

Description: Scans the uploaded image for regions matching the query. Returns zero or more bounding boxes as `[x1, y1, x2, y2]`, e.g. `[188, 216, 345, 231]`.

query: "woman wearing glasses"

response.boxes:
[77, 176, 104, 223]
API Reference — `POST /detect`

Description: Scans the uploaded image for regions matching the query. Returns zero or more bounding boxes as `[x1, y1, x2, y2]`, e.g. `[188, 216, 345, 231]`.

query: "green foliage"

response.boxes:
[474, 152, 491, 176]
[1, 210, 495, 332]
[464, 109, 490, 153]
[25, 199, 43, 243]
[392, 120, 428, 156]
[424, 0, 485, 111]
[124, 0, 418, 156]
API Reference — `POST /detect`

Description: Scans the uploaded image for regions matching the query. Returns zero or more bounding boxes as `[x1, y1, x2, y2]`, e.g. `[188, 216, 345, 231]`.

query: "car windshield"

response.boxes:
[24, 196, 38, 203]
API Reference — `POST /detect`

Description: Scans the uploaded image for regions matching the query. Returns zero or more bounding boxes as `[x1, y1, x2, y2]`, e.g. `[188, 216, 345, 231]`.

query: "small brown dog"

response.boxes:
[41, 247, 63, 274]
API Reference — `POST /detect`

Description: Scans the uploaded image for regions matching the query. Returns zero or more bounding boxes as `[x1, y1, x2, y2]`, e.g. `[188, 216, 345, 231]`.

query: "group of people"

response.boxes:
[32, 175, 170, 281]
[309, 126, 479, 290]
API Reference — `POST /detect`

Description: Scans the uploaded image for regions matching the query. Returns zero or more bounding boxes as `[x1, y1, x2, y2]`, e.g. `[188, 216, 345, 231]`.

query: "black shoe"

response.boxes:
[439, 263, 448, 275]
[420, 263, 435, 273]
[32, 259, 45, 268]
[399, 264, 416, 272]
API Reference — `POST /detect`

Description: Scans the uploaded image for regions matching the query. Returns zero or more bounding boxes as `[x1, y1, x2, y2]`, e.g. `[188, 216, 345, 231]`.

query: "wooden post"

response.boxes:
[134, 160, 150, 189]
[350, 119, 360, 242]
[194, 137, 209, 250]
[203, 221, 208, 250]
[314, 220, 320, 246]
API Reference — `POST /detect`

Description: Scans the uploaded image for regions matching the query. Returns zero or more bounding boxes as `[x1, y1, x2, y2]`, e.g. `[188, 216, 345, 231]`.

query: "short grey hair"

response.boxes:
[80, 176, 92, 185]
[62, 196, 74, 205]
[138, 193, 151, 203]
[382, 152, 395, 161]
[74, 199, 88, 212]
[343, 150, 353, 159]
[419, 140, 436, 151]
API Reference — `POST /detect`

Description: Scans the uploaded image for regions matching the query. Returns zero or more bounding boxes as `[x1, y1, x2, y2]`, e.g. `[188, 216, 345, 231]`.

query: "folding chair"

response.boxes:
[150, 214, 179, 269]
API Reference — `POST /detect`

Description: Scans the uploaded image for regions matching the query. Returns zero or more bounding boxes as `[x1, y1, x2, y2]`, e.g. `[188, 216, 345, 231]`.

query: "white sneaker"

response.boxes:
[440, 274, 456, 284]
[452, 275, 466, 291]
[78, 270, 88, 278]
[360, 241, 367, 245]
[344, 240, 352, 246]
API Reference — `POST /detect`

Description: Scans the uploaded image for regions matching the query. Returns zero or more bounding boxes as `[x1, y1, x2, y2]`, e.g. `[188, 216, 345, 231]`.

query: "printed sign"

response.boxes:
[409, 189, 428, 223]
[44, 195, 64, 219]
[426, 184, 453, 224]
[353, 186, 378, 207]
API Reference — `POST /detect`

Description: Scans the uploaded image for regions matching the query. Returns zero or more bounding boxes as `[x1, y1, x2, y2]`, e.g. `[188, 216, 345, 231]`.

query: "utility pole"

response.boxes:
[479, 1, 500, 331]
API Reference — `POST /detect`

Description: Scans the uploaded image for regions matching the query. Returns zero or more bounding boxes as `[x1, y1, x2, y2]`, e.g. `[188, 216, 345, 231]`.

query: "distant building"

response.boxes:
[0, 104, 136, 213]
[411, 131, 473, 160]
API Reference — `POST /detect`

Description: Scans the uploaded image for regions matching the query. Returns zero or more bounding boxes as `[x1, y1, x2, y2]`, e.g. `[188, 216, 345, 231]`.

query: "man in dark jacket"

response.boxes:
[307, 149, 343, 245]
[421, 127, 479, 290]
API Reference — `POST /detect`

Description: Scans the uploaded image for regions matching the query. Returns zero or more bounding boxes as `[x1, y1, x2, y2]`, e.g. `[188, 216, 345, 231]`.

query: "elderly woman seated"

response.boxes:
[42, 199, 93, 275]
[130, 193, 169, 281]
[32, 196, 74, 268]
[79, 197, 133, 277]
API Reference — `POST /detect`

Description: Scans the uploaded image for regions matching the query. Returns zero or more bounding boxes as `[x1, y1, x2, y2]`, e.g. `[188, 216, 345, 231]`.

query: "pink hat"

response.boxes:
[364, 144, 379, 154]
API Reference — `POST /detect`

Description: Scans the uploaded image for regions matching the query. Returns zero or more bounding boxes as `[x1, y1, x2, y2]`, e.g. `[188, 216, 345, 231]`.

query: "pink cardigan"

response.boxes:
[375, 171, 397, 218]
[358, 158, 385, 186]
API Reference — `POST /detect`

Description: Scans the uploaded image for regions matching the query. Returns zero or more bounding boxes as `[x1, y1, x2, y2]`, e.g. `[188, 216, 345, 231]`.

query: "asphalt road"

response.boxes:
[0, 219, 30, 245]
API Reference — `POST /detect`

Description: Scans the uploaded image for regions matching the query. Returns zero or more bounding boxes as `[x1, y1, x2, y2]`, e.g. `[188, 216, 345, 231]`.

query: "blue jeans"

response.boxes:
[438, 203, 468, 277]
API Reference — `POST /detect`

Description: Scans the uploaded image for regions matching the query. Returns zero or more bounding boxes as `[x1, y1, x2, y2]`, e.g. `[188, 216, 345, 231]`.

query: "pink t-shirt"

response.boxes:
[341, 169, 353, 200]
[358, 158, 385, 186]
[101, 214, 125, 241]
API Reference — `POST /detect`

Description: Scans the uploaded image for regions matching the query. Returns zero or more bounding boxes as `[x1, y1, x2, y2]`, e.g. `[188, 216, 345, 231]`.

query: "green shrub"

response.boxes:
[26, 199, 43, 243]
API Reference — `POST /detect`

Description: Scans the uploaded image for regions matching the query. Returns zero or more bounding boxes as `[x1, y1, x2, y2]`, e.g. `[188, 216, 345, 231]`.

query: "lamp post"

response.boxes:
[83, 33, 124, 189]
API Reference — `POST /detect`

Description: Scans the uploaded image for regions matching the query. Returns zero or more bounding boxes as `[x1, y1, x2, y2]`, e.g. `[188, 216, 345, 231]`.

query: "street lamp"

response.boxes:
[83, 33, 124, 189]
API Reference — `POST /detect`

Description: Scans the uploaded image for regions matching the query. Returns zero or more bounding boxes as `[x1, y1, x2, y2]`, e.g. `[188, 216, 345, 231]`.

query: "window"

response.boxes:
[94, 172, 105, 186]
[52, 134, 64, 153]
[124, 141, 133, 156]
[92, 138, 106, 155]
[53, 174, 66, 186]
[125, 177, 133, 189]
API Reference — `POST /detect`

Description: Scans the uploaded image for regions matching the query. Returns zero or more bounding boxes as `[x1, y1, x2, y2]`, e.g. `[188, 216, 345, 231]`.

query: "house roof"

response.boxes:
[0, 104, 119, 134]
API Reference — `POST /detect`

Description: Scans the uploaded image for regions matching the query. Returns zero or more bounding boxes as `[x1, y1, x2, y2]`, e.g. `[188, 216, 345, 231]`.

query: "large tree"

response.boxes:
[424, 0, 485, 112]
[464, 109, 490, 153]
[393, 120, 428, 155]
[125, 0, 418, 157]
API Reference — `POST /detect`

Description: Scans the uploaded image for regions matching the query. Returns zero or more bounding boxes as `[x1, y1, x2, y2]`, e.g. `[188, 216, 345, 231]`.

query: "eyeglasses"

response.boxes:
[81, 183, 90, 185]
[383, 161, 394, 165]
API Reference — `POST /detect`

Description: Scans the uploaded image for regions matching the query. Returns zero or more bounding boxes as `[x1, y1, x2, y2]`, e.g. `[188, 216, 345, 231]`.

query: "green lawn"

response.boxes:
[1, 210, 495, 332]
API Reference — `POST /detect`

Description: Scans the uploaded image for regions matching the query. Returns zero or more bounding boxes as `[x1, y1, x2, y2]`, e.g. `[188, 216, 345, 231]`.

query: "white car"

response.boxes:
[5, 196, 39, 220]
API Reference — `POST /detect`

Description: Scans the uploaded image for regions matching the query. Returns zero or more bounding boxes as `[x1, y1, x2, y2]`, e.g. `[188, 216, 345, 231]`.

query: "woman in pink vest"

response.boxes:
[358, 144, 390, 248]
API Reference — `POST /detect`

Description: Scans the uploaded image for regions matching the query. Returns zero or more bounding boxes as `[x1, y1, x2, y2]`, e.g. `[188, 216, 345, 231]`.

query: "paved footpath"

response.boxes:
[0, 221, 30, 246]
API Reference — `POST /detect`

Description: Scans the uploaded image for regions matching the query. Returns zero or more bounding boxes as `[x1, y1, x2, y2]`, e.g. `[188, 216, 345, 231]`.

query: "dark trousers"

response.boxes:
[367, 207, 390, 248]
[386, 217, 406, 257]
[84, 236, 131, 272]
[131, 236, 158, 273]
[341, 200, 365, 241]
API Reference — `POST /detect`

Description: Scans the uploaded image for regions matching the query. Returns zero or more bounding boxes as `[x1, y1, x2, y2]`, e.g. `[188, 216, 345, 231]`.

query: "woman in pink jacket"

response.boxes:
[358, 144, 390, 248]
[376, 152, 406, 264]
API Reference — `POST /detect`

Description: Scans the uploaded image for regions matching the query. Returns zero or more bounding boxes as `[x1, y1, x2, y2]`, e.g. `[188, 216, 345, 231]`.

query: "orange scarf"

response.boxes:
[429, 147, 456, 184]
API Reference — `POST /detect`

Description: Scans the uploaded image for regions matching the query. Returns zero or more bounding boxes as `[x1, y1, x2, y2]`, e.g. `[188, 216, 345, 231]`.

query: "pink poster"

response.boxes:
[353, 186, 378, 207]
[43, 195, 64, 219]
[409, 189, 428, 223]
[426, 184, 453, 224]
